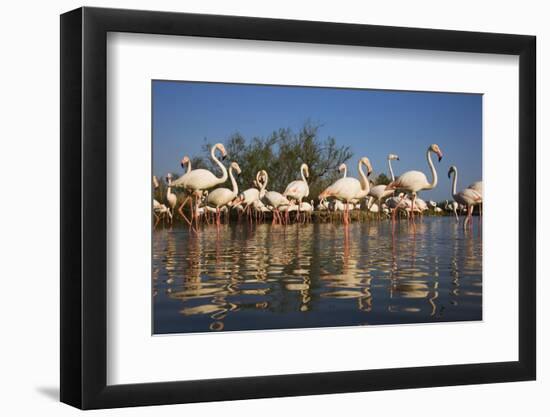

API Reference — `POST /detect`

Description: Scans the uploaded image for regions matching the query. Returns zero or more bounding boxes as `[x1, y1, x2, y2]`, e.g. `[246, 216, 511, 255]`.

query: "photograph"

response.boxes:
[152, 80, 483, 335]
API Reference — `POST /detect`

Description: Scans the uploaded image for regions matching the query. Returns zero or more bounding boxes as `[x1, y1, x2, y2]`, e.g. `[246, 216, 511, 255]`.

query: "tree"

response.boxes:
[374, 173, 391, 186]
[197, 122, 353, 200]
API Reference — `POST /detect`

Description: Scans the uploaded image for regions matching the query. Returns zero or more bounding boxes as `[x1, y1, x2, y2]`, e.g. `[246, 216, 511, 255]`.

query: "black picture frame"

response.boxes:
[60, 6, 536, 410]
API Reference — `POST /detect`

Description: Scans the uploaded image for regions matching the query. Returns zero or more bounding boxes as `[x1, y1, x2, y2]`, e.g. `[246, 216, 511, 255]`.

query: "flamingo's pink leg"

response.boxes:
[178, 195, 192, 226]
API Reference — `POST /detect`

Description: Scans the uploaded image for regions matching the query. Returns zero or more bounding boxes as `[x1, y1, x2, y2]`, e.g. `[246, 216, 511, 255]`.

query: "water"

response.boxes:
[153, 217, 482, 334]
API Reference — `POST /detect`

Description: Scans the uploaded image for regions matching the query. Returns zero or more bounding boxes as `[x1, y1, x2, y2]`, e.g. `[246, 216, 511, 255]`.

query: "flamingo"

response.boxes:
[368, 153, 400, 219]
[171, 143, 228, 228]
[448, 165, 482, 228]
[262, 171, 290, 225]
[152, 176, 162, 225]
[153, 175, 161, 205]
[252, 199, 270, 222]
[386, 192, 409, 221]
[299, 201, 314, 223]
[239, 170, 268, 222]
[387, 144, 443, 221]
[338, 163, 347, 178]
[468, 181, 483, 195]
[318, 157, 373, 225]
[153, 201, 172, 227]
[181, 155, 192, 173]
[445, 199, 459, 221]
[284, 163, 310, 222]
[467, 180, 483, 221]
[153, 176, 172, 227]
[367, 197, 380, 214]
[206, 162, 241, 226]
[169, 155, 192, 224]
[165, 173, 177, 224]
[316, 199, 330, 211]
[415, 197, 428, 217]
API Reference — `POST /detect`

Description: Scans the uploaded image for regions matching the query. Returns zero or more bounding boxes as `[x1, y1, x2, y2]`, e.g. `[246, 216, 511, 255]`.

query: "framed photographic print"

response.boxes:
[60, 6, 536, 409]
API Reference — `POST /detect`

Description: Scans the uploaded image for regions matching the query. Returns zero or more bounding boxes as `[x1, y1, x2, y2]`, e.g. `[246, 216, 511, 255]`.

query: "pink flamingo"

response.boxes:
[387, 144, 443, 222]
[283, 163, 310, 222]
[318, 157, 373, 225]
[448, 165, 482, 228]
[368, 153, 400, 220]
[171, 143, 228, 229]
[206, 162, 241, 226]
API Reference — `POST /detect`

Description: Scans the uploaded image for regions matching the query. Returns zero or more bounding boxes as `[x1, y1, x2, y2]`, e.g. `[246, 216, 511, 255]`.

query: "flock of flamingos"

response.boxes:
[153, 142, 483, 231]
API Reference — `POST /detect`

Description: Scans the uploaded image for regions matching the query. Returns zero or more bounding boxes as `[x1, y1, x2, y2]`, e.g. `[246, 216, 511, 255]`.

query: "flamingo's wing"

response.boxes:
[462, 188, 483, 202]
[284, 180, 309, 198]
[388, 171, 428, 191]
[467, 181, 483, 196]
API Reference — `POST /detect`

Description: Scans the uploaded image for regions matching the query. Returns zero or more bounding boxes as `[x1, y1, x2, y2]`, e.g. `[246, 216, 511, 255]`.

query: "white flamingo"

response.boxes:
[445, 199, 459, 221]
[262, 171, 290, 225]
[153, 175, 161, 206]
[468, 181, 483, 195]
[165, 173, 177, 224]
[299, 200, 314, 223]
[318, 157, 373, 225]
[367, 197, 380, 213]
[284, 163, 310, 222]
[467, 180, 483, 221]
[386, 192, 409, 221]
[152, 176, 162, 225]
[153, 203, 172, 227]
[368, 153, 400, 219]
[448, 165, 482, 228]
[338, 163, 347, 178]
[206, 162, 241, 226]
[387, 144, 443, 221]
[316, 199, 330, 211]
[152, 177, 172, 228]
[171, 143, 228, 228]
[170, 155, 192, 224]
[415, 197, 428, 216]
[239, 170, 268, 222]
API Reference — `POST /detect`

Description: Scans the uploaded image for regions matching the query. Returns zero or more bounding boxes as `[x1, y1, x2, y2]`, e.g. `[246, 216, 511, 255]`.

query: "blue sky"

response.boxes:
[153, 81, 482, 201]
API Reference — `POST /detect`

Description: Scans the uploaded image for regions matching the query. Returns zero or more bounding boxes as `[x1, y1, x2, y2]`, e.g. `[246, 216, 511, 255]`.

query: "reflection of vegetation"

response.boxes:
[194, 122, 353, 198]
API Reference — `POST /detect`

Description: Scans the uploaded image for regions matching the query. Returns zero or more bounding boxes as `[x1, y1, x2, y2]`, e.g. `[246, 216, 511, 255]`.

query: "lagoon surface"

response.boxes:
[153, 217, 482, 334]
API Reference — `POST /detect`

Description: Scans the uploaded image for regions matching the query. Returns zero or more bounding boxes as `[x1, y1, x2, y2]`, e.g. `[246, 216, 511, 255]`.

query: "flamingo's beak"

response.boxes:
[437, 151, 443, 162]
[221, 154, 227, 161]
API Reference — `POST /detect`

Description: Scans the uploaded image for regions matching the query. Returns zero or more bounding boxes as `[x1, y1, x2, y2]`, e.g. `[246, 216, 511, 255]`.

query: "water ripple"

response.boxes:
[153, 217, 482, 334]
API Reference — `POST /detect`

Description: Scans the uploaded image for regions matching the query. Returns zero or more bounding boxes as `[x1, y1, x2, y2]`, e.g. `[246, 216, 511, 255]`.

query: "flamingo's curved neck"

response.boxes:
[341, 165, 347, 178]
[185, 160, 192, 174]
[450, 168, 458, 196]
[388, 158, 395, 182]
[358, 159, 370, 193]
[211, 146, 228, 183]
[229, 166, 239, 195]
[301, 165, 308, 184]
[258, 174, 267, 197]
[166, 178, 172, 196]
[425, 149, 438, 190]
